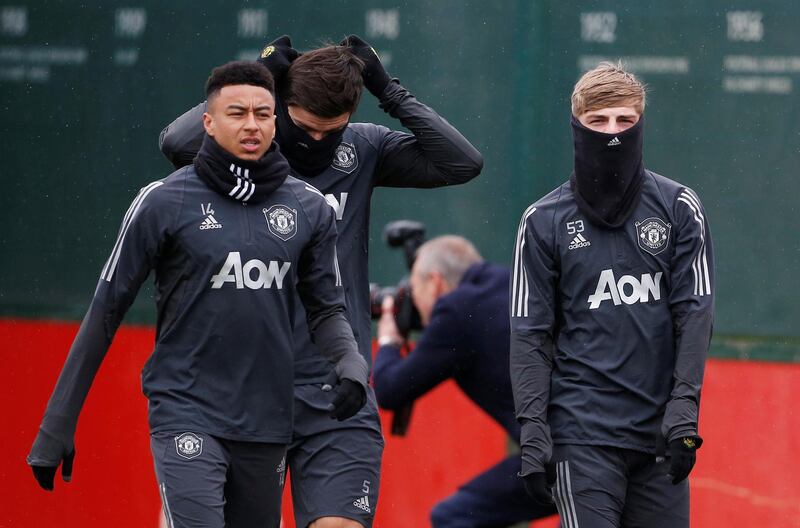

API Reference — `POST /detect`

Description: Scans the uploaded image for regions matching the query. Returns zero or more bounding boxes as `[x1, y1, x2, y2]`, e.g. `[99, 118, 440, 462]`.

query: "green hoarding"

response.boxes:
[1, 1, 797, 359]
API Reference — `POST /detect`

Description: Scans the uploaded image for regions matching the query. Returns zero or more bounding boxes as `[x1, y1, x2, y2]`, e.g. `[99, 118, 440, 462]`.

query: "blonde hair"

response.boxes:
[571, 61, 646, 116]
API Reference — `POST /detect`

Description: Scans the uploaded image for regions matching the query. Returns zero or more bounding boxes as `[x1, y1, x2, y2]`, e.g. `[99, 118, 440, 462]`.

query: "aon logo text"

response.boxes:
[587, 269, 663, 309]
[324, 192, 348, 221]
[210, 252, 291, 290]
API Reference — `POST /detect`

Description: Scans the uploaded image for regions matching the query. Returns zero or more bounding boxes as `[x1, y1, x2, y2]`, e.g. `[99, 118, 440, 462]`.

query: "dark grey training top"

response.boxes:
[159, 80, 484, 384]
[510, 171, 714, 475]
[29, 166, 368, 466]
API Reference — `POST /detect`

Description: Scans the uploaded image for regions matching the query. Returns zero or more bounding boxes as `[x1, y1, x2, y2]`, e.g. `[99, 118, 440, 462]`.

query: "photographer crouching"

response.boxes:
[373, 235, 556, 527]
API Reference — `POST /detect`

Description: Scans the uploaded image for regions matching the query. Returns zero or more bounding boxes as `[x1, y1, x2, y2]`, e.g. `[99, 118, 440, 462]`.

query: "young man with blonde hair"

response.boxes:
[510, 62, 714, 527]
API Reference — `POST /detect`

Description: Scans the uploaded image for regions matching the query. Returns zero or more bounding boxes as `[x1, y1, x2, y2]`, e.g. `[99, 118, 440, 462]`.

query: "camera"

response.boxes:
[370, 220, 426, 436]
[369, 220, 425, 337]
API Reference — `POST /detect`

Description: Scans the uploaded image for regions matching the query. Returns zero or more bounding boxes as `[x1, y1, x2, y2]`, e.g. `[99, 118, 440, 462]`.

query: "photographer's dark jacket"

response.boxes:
[373, 263, 519, 440]
[28, 162, 367, 467]
[509, 171, 714, 475]
[159, 80, 484, 384]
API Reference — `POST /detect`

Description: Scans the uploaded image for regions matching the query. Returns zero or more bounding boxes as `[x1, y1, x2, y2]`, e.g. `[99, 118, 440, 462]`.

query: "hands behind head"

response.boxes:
[340, 34, 391, 97]
[258, 34, 391, 97]
[257, 35, 300, 81]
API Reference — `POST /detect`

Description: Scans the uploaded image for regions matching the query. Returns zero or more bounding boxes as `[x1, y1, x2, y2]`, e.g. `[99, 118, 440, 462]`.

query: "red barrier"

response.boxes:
[3, 319, 158, 527]
[3, 319, 799, 527]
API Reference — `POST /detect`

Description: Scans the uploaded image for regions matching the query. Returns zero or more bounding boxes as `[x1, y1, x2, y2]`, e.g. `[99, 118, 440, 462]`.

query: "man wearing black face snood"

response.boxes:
[273, 94, 347, 176]
[159, 35, 484, 528]
[570, 114, 645, 228]
[510, 62, 714, 528]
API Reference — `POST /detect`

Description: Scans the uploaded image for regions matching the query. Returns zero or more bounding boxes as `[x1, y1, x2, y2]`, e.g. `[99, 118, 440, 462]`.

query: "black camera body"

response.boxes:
[369, 220, 425, 337]
[370, 220, 426, 436]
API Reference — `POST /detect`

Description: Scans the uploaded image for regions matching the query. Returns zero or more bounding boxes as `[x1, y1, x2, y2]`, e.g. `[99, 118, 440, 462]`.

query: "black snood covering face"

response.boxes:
[569, 114, 645, 229]
[275, 96, 346, 177]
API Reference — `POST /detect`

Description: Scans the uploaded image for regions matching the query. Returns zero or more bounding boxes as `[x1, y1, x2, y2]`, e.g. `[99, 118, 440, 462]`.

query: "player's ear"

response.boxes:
[265, 114, 276, 144]
[203, 112, 215, 137]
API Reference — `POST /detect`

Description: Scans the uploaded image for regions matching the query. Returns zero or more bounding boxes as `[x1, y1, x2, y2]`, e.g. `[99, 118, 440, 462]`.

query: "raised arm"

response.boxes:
[373, 301, 462, 410]
[341, 35, 484, 189]
[159, 101, 207, 169]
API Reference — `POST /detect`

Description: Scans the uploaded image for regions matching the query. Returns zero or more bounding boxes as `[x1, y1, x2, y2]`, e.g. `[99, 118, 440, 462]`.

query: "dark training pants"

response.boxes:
[430, 455, 557, 528]
[151, 431, 287, 528]
[551, 444, 690, 528]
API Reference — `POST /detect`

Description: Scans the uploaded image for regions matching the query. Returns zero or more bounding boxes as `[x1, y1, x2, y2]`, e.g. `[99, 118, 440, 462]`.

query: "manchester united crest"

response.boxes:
[331, 142, 358, 174]
[264, 205, 297, 241]
[175, 432, 203, 459]
[636, 217, 671, 256]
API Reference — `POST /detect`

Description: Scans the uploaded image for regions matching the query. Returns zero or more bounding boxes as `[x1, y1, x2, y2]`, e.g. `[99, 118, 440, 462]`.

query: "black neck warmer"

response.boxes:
[569, 115, 645, 229]
[193, 134, 290, 204]
[275, 94, 346, 177]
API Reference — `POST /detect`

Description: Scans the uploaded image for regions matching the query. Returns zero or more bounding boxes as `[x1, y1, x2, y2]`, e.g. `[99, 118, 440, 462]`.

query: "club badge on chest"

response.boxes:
[264, 204, 297, 241]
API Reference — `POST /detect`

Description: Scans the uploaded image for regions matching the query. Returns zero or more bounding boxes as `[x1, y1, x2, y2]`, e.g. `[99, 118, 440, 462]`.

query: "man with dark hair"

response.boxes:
[373, 236, 556, 527]
[159, 35, 483, 528]
[27, 60, 368, 528]
[510, 62, 714, 527]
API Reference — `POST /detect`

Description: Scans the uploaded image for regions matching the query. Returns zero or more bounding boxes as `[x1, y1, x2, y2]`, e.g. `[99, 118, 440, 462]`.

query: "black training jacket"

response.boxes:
[159, 80, 484, 384]
[510, 171, 714, 475]
[29, 166, 368, 468]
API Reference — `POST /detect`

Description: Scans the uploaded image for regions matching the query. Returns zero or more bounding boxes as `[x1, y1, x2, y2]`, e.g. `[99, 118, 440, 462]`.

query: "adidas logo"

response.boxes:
[276, 456, 286, 486]
[199, 214, 223, 230]
[607, 136, 621, 146]
[568, 233, 591, 250]
[353, 496, 371, 513]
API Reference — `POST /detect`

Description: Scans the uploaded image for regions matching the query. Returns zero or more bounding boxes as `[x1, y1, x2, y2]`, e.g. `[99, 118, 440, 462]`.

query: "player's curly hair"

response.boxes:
[285, 45, 364, 117]
[571, 61, 646, 116]
[205, 60, 275, 100]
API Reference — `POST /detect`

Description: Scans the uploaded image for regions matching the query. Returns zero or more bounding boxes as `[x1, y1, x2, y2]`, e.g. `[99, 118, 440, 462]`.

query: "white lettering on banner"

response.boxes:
[115, 8, 147, 38]
[324, 193, 348, 221]
[727, 11, 763, 42]
[210, 252, 291, 290]
[580, 12, 616, 43]
[1, 6, 27, 37]
[587, 269, 663, 309]
[365, 9, 400, 40]
[578, 55, 690, 74]
[238, 9, 267, 38]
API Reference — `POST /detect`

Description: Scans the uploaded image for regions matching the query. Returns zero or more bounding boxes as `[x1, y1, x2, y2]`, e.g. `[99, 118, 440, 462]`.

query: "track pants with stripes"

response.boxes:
[550, 444, 690, 528]
[151, 432, 287, 528]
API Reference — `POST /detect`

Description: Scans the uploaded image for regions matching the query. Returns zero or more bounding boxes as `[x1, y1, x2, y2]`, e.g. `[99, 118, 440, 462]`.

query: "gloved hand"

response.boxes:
[257, 35, 300, 81]
[667, 436, 703, 484]
[521, 463, 556, 506]
[31, 450, 75, 491]
[341, 34, 391, 97]
[28, 431, 75, 491]
[326, 378, 366, 421]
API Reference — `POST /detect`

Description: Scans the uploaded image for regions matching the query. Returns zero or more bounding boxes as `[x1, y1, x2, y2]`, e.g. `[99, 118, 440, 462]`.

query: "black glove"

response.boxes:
[341, 34, 391, 97]
[30, 449, 75, 491]
[521, 463, 556, 506]
[257, 35, 300, 81]
[326, 378, 366, 421]
[667, 436, 703, 485]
